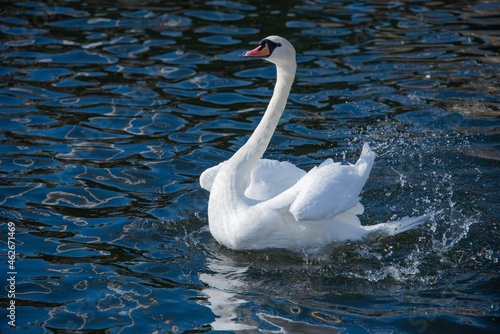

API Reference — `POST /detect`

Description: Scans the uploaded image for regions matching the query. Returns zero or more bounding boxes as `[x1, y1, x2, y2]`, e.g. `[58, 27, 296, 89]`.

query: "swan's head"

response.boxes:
[242, 36, 296, 69]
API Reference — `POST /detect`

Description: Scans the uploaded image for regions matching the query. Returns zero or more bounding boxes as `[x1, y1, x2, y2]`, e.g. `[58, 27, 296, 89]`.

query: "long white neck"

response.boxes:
[227, 63, 296, 188]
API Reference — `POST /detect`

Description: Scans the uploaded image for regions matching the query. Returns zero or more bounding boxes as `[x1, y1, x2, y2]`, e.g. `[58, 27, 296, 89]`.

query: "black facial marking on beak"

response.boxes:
[241, 38, 282, 58]
[260, 39, 282, 55]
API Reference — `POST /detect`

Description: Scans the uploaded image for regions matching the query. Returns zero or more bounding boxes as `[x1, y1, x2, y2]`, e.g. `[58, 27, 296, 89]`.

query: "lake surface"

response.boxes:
[1, 0, 499, 332]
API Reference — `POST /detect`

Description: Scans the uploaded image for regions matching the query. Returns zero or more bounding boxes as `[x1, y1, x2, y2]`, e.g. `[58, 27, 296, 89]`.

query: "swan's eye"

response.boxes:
[242, 39, 282, 58]
[260, 39, 281, 55]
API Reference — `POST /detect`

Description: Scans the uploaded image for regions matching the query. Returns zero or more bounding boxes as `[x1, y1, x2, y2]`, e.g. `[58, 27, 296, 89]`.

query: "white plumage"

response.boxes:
[200, 36, 428, 251]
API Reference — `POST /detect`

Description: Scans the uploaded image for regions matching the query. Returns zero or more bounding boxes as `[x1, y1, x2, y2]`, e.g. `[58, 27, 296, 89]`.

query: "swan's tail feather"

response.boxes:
[364, 212, 435, 236]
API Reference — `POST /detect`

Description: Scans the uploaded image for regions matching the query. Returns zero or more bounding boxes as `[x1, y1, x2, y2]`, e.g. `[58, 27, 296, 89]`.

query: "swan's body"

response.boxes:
[201, 36, 428, 251]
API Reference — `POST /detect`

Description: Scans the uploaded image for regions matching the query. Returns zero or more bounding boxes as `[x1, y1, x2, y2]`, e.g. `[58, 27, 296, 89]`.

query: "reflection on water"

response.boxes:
[200, 249, 347, 333]
[200, 255, 254, 331]
[1, 0, 499, 332]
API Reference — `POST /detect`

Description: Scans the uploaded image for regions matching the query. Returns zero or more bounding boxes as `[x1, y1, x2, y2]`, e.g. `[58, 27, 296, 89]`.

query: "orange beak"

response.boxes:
[242, 43, 271, 58]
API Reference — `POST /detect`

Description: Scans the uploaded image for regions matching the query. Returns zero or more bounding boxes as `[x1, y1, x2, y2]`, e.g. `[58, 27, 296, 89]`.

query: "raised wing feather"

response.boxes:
[200, 159, 306, 200]
[289, 143, 375, 221]
[200, 163, 223, 192]
[244, 159, 306, 201]
[203, 145, 375, 222]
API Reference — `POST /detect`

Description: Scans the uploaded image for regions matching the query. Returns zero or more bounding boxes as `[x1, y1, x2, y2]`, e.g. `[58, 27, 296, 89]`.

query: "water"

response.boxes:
[1, 0, 499, 332]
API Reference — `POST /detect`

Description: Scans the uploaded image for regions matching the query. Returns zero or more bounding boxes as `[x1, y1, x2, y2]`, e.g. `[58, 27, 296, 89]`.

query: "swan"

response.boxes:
[200, 36, 429, 251]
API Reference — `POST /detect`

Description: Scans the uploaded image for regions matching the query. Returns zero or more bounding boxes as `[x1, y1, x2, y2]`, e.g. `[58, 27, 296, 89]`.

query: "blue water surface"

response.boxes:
[1, 0, 499, 333]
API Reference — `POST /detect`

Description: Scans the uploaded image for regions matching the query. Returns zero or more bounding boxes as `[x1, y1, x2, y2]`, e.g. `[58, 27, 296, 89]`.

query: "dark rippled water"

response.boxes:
[1, 0, 499, 333]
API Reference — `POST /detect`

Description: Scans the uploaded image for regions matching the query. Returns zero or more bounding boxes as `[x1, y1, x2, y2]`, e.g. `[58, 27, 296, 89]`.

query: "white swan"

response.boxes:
[200, 36, 429, 251]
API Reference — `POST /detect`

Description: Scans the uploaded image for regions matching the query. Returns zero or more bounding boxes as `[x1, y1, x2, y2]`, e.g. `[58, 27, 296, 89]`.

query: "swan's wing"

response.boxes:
[289, 143, 376, 221]
[200, 159, 305, 198]
[244, 159, 306, 201]
[262, 143, 375, 221]
[200, 162, 224, 192]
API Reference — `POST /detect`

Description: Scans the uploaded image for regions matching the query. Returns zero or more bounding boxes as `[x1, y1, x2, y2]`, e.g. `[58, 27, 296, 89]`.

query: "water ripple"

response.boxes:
[186, 10, 245, 22]
[153, 50, 212, 64]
